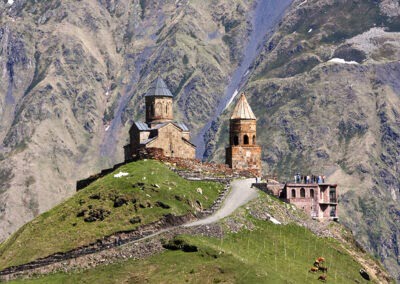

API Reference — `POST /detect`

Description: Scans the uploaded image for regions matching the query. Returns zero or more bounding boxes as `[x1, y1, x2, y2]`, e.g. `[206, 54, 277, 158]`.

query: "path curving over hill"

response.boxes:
[184, 178, 258, 227]
[0, 178, 258, 280]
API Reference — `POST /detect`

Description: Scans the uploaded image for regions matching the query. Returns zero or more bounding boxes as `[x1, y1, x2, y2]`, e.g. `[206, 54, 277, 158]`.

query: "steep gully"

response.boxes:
[99, 0, 294, 162]
[99, 46, 156, 162]
[194, 0, 294, 159]
[0, 179, 257, 277]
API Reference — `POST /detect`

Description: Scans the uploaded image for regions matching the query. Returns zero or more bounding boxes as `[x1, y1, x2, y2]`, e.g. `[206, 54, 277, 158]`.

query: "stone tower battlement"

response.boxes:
[226, 93, 262, 175]
[145, 77, 174, 126]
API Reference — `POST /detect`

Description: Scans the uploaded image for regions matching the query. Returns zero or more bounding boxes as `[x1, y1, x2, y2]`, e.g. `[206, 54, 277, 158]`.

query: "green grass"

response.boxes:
[9, 216, 374, 284]
[0, 160, 223, 270]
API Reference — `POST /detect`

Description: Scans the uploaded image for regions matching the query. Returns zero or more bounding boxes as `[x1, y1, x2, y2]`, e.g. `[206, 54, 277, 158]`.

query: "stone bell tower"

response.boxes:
[226, 93, 262, 175]
[145, 76, 173, 127]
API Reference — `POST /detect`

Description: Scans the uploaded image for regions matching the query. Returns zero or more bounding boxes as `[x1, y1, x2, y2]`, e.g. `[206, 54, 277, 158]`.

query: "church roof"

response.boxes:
[134, 121, 190, 132]
[145, 76, 173, 98]
[134, 121, 150, 131]
[230, 93, 256, 120]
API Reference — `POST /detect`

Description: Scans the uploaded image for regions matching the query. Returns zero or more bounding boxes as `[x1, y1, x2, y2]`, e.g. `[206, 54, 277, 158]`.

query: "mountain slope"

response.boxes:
[0, 159, 223, 269]
[206, 0, 400, 280]
[0, 0, 254, 242]
[1, 0, 400, 281]
[3, 188, 393, 283]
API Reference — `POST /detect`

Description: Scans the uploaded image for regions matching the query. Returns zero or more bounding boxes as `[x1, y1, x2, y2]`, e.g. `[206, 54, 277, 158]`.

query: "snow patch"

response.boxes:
[114, 172, 129, 178]
[328, 58, 359, 65]
[105, 125, 110, 132]
[7, 0, 14, 5]
[223, 89, 239, 111]
[308, 28, 313, 33]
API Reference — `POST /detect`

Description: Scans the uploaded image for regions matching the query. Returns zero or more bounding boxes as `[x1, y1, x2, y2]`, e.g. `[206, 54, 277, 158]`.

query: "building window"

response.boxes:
[252, 135, 256, 144]
[234, 135, 239, 145]
[291, 189, 296, 198]
[310, 189, 314, 198]
[330, 206, 336, 217]
[166, 104, 168, 114]
[300, 188, 305, 198]
[329, 187, 337, 203]
[244, 135, 249, 145]
[156, 102, 162, 115]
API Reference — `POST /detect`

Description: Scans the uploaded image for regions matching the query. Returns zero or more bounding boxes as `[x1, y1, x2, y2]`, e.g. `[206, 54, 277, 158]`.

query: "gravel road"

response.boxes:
[184, 178, 258, 227]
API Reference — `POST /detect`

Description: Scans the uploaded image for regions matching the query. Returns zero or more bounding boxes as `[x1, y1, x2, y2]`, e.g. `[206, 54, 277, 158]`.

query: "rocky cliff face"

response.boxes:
[207, 0, 400, 280]
[0, 0, 253, 241]
[1, 0, 400, 281]
[0, 0, 253, 239]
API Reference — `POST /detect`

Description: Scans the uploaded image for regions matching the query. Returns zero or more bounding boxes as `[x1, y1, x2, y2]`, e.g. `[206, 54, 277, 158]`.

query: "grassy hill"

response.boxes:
[0, 159, 223, 270]
[6, 192, 392, 283]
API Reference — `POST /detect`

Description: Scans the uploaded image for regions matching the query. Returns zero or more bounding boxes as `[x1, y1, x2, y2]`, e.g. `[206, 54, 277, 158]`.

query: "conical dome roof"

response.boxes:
[230, 93, 256, 119]
[145, 76, 173, 97]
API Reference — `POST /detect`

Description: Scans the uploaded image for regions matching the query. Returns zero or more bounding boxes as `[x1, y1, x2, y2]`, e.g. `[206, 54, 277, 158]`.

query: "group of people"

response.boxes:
[294, 173, 325, 184]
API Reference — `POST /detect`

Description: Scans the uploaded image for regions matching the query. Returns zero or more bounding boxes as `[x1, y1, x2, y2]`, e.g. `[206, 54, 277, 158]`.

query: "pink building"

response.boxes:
[259, 174, 339, 221]
[281, 182, 338, 220]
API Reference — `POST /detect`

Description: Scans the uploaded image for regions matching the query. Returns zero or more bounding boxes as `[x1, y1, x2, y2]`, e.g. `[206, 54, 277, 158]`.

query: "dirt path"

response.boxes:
[1, 178, 259, 280]
[184, 178, 258, 227]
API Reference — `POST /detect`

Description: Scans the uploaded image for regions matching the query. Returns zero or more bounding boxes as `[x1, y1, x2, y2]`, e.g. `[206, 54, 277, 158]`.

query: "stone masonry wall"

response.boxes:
[226, 145, 262, 175]
[147, 124, 195, 159]
[229, 119, 257, 146]
[145, 96, 173, 125]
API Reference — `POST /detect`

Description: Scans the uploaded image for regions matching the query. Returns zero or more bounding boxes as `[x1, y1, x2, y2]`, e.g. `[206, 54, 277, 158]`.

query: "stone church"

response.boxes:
[124, 77, 196, 160]
[226, 93, 262, 175]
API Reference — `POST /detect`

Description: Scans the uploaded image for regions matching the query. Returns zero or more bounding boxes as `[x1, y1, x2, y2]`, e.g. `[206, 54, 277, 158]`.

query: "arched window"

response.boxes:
[156, 102, 162, 115]
[291, 189, 296, 198]
[244, 135, 249, 145]
[300, 188, 305, 198]
[310, 189, 314, 198]
[252, 135, 256, 144]
[233, 135, 239, 145]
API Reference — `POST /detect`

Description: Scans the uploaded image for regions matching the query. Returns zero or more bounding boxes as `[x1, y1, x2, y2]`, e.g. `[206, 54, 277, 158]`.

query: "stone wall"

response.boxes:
[229, 119, 257, 146]
[252, 183, 285, 196]
[226, 145, 262, 175]
[145, 96, 173, 125]
[147, 124, 195, 159]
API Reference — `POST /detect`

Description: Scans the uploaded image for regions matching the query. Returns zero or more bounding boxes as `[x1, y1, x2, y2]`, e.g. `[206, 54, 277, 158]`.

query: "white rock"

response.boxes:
[269, 217, 281, 225]
[114, 172, 129, 178]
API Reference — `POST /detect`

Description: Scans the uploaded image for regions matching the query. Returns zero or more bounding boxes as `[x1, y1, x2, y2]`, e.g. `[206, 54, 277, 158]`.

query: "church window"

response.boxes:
[234, 135, 239, 145]
[252, 135, 256, 144]
[244, 135, 249, 145]
[156, 103, 162, 115]
[300, 188, 305, 198]
[166, 104, 168, 114]
[310, 189, 314, 198]
[291, 189, 296, 198]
